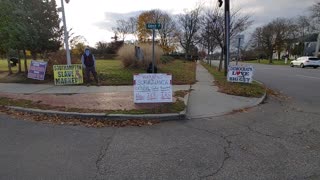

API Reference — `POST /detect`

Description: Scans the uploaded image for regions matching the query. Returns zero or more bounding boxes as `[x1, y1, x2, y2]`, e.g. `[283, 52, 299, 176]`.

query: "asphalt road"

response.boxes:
[245, 62, 320, 113]
[0, 62, 319, 180]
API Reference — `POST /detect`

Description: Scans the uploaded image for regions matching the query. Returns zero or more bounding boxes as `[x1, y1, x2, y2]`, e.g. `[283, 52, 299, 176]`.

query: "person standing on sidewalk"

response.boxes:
[81, 47, 100, 86]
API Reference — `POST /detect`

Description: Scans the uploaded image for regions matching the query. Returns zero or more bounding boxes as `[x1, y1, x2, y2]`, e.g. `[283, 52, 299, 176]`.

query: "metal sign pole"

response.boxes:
[152, 28, 155, 73]
[236, 37, 241, 65]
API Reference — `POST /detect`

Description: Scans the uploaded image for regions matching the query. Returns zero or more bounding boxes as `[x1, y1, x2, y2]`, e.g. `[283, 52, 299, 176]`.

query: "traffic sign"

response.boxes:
[146, 23, 161, 29]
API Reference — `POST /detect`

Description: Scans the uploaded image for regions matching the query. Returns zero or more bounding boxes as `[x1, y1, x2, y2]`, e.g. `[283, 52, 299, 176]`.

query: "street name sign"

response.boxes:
[146, 23, 161, 29]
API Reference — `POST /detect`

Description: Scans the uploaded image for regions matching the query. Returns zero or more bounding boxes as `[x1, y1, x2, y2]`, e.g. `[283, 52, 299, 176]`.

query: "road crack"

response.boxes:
[183, 124, 238, 179]
[94, 130, 117, 179]
[245, 125, 281, 139]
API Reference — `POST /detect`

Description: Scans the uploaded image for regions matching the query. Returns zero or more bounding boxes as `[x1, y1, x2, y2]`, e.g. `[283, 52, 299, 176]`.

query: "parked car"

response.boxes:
[290, 56, 320, 68]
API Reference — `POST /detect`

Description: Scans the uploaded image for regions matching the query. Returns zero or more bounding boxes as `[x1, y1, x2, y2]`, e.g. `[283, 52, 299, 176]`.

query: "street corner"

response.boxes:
[0, 88, 192, 124]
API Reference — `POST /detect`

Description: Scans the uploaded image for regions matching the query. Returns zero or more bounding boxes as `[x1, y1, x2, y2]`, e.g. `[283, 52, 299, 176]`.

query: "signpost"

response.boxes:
[134, 73, 172, 103]
[146, 23, 161, 73]
[27, 60, 48, 80]
[236, 35, 244, 65]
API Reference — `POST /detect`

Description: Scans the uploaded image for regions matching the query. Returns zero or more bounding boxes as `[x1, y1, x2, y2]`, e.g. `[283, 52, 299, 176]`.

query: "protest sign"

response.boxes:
[53, 64, 83, 85]
[227, 65, 254, 83]
[134, 74, 172, 103]
[27, 60, 47, 80]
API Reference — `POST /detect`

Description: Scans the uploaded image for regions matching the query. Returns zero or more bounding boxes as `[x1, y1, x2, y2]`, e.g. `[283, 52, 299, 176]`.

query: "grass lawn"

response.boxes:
[0, 59, 30, 73]
[159, 60, 196, 85]
[0, 59, 196, 85]
[244, 59, 292, 65]
[201, 61, 265, 98]
[0, 59, 48, 84]
[96, 60, 144, 85]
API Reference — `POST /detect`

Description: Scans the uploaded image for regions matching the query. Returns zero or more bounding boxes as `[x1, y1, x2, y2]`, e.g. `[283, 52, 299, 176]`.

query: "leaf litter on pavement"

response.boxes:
[0, 106, 160, 128]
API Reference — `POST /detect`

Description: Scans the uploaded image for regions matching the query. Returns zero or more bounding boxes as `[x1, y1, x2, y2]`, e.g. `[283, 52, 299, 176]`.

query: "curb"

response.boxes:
[5, 93, 190, 122]
[186, 80, 267, 120]
[187, 89, 267, 120]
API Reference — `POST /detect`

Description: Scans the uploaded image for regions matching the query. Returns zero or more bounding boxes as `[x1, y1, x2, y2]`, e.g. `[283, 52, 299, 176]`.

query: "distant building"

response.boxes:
[304, 42, 317, 56]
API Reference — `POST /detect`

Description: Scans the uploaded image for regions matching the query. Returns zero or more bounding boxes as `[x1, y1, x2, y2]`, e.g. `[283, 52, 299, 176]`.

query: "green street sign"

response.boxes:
[146, 23, 161, 29]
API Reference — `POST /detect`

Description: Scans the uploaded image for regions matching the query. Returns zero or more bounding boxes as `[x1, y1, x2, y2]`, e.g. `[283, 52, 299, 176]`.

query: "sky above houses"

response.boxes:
[57, 0, 317, 47]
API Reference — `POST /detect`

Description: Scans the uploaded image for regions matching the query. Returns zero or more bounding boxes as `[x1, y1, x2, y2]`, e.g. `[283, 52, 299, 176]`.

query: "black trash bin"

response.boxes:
[147, 62, 157, 73]
[9, 57, 19, 67]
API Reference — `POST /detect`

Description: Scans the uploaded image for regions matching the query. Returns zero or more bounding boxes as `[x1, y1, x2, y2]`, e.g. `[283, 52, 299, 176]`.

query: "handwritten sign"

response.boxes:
[227, 65, 254, 83]
[53, 64, 83, 85]
[134, 74, 172, 103]
[27, 60, 47, 80]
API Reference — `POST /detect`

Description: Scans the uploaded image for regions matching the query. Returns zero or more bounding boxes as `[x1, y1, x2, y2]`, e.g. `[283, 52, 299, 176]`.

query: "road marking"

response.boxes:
[296, 75, 320, 80]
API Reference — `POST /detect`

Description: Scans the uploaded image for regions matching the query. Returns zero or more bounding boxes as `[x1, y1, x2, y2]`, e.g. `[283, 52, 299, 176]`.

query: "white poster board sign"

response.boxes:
[227, 65, 254, 83]
[134, 74, 173, 103]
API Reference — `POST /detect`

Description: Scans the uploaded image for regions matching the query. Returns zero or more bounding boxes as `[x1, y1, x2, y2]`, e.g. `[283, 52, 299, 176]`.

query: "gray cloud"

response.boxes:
[95, 0, 317, 39]
[239, 0, 316, 26]
[95, 11, 142, 31]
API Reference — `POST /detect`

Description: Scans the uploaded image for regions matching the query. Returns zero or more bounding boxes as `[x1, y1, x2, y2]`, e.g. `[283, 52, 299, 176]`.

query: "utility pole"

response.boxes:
[218, 0, 230, 76]
[224, 0, 230, 76]
[60, 0, 71, 65]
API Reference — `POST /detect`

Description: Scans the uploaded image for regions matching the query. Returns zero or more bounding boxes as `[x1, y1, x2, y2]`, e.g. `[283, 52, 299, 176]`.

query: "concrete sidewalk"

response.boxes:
[0, 84, 190, 117]
[0, 63, 265, 119]
[186, 62, 264, 119]
[0, 83, 190, 94]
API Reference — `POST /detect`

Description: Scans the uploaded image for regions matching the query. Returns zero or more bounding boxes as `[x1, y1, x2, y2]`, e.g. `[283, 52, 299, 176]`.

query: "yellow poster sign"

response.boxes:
[53, 64, 83, 85]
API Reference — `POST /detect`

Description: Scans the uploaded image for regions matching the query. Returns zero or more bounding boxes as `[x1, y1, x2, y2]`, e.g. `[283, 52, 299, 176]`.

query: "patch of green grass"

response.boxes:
[159, 60, 196, 85]
[96, 60, 144, 85]
[0, 59, 31, 73]
[244, 59, 292, 65]
[201, 61, 265, 98]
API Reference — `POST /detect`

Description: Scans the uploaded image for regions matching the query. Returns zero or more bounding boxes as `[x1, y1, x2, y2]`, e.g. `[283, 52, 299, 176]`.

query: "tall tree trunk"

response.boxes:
[218, 46, 224, 71]
[31, 51, 37, 60]
[23, 49, 28, 74]
[17, 50, 22, 73]
[277, 51, 281, 60]
[207, 41, 211, 66]
[269, 52, 273, 64]
[6, 52, 13, 75]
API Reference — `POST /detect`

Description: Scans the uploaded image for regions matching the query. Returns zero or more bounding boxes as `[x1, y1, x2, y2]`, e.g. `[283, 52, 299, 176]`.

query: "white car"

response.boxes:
[290, 56, 320, 69]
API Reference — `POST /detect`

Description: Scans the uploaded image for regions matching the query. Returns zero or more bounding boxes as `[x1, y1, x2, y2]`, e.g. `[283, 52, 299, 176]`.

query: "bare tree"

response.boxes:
[199, 8, 219, 65]
[177, 6, 202, 59]
[128, 16, 138, 41]
[310, 2, 320, 20]
[112, 19, 130, 41]
[157, 11, 178, 54]
[251, 25, 274, 62]
[271, 18, 292, 60]
[202, 6, 252, 70]
[294, 15, 313, 38]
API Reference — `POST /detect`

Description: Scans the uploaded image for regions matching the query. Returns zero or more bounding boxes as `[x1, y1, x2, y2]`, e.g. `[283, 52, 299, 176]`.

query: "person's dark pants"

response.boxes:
[85, 66, 99, 84]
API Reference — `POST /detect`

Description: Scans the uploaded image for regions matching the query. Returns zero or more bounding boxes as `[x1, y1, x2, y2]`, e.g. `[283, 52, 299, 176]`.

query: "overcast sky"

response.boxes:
[57, 0, 317, 46]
